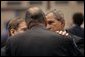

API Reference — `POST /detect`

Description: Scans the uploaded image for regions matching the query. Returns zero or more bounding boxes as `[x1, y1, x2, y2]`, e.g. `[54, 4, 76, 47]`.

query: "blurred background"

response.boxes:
[1, 1, 84, 32]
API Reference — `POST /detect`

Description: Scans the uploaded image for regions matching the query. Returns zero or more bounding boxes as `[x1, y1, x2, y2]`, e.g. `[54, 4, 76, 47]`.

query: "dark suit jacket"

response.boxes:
[66, 25, 84, 53]
[66, 25, 84, 38]
[6, 25, 82, 56]
[1, 29, 8, 48]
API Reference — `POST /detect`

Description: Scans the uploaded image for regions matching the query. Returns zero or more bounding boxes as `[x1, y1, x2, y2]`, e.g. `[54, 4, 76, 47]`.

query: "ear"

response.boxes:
[61, 22, 65, 30]
[10, 29, 16, 36]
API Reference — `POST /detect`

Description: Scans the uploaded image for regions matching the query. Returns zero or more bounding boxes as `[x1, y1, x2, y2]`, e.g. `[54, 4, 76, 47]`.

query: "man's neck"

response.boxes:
[29, 23, 45, 29]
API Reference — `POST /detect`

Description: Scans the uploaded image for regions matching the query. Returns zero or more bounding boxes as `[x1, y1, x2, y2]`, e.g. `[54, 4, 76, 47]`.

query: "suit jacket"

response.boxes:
[1, 29, 8, 48]
[1, 46, 6, 56]
[6, 25, 82, 56]
[66, 25, 84, 38]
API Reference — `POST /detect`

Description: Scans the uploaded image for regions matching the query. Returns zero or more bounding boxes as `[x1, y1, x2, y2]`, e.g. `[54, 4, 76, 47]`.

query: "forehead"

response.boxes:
[46, 12, 56, 17]
[46, 13, 54, 17]
[46, 13, 56, 20]
[18, 21, 27, 28]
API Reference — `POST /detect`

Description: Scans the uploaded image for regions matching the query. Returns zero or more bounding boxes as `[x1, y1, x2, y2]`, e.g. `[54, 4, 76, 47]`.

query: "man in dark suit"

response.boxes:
[6, 6, 82, 56]
[1, 17, 28, 56]
[46, 10, 82, 45]
[66, 12, 84, 55]
[67, 12, 84, 39]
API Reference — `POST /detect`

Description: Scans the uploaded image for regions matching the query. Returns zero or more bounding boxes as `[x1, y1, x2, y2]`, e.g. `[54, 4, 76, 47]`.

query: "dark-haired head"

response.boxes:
[73, 12, 84, 26]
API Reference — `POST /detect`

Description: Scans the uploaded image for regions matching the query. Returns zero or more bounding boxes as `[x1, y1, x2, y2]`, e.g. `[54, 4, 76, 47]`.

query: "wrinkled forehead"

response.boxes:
[46, 13, 55, 18]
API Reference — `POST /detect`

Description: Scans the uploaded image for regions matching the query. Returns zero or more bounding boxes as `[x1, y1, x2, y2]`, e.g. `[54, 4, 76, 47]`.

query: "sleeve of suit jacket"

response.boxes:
[64, 36, 82, 56]
[66, 38, 82, 56]
[53, 34, 83, 56]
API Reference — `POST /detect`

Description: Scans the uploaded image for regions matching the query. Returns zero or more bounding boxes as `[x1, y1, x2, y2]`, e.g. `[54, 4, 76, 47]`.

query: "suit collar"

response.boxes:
[30, 24, 46, 30]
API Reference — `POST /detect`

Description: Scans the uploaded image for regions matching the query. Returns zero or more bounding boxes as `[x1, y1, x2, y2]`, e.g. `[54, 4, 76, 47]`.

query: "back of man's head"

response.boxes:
[73, 12, 84, 26]
[25, 6, 46, 28]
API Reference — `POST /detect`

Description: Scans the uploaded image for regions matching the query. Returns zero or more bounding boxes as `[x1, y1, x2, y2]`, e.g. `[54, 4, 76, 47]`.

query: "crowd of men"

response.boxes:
[1, 6, 84, 56]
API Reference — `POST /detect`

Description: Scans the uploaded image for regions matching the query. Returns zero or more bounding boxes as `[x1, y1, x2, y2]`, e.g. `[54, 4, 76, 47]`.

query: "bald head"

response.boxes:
[28, 7, 41, 15]
[25, 6, 45, 20]
[25, 6, 46, 28]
